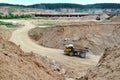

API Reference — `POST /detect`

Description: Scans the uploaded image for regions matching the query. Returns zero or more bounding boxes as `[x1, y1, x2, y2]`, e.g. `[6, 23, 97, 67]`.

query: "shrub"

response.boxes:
[0, 13, 32, 19]
[2, 43, 6, 49]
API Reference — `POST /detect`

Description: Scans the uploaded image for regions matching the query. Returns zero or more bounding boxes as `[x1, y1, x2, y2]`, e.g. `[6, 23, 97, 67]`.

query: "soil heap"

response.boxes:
[29, 22, 120, 55]
[0, 37, 65, 80]
[78, 46, 120, 80]
[0, 25, 14, 40]
[111, 16, 120, 22]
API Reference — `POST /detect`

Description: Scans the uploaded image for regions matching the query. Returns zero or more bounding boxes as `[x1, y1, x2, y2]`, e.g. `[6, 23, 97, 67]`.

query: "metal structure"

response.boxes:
[35, 13, 101, 17]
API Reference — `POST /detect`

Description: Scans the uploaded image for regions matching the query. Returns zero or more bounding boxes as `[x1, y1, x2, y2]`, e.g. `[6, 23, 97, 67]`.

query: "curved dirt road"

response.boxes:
[1, 19, 99, 76]
[10, 20, 63, 56]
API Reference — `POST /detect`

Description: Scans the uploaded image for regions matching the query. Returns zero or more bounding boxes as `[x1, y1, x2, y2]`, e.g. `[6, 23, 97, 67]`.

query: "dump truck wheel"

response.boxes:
[69, 52, 74, 56]
[79, 52, 86, 58]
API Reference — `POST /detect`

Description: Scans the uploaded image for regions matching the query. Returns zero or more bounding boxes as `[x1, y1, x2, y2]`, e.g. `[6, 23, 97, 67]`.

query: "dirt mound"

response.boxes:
[0, 38, 65, 80]
[78, 46, 120, 80]
[0, 25, 15, 40]
[111, 16, 120, 22]
[29, 22, 120, 55]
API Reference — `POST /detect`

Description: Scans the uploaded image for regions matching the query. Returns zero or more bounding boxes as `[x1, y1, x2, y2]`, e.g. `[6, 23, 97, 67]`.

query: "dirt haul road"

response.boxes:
[1, 19, 99, 76]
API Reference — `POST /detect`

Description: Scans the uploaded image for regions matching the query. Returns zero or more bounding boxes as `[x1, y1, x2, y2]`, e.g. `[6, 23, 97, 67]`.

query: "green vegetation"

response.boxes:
[0, 3, 120, 11]
[0, 13, 3, 15]
[27, 3, 120, 10]
[2, 43, 6, 49]
[0, 13, 32, 19]
[0, 21, 17, 28]
[10, 6, 24, 9]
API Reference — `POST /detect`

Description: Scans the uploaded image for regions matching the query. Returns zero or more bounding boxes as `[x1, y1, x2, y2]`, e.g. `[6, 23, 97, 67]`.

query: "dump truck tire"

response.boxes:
[79, 52, 86, 58]
[69, 52, 74, 56]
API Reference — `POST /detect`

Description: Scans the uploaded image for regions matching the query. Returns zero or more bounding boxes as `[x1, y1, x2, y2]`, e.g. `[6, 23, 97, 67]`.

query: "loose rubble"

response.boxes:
[0, 37, 65, 80]
[78, 46, 120, 80]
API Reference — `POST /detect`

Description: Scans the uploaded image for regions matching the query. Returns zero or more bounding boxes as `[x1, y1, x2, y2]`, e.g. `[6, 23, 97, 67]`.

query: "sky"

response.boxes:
[0, 0, 120, 5]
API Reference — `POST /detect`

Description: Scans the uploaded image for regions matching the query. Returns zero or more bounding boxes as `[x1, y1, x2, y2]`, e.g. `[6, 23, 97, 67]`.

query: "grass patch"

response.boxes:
[0, 13, 33, 19]
[0, 21, 18, 28]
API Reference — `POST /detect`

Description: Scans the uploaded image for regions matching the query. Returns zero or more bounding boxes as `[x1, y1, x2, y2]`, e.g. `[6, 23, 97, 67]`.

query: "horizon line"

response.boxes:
[0, 2, 120, 6]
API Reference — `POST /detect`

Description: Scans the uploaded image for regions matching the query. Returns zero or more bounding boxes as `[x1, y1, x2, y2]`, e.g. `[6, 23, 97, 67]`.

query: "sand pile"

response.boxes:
[0, 37, 65, 80]
[78, 46, 120, 80]
[29, 22, 120, 55]
[111, 16, 120, 22]
[0, 25, 14, 40]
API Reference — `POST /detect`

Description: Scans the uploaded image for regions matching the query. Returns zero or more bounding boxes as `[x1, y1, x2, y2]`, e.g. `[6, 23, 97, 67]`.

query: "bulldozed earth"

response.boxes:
[0, 16, 120, 80]
[29, 20, 120, 55]
[0, 37, 65, 80]
[78, 46, 120, 80]
[0, 19, 99, 80]
[28, 18, 120, 80]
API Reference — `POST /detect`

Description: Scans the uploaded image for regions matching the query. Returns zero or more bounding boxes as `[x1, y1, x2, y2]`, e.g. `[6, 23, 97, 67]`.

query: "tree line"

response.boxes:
[0, 3, 120, 10]
[27, 3, 120, 9]
[0, 13, 32, 19]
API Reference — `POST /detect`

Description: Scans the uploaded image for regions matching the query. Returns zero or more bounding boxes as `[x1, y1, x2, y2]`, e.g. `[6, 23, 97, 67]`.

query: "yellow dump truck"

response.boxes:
[64, 44, 89, 58]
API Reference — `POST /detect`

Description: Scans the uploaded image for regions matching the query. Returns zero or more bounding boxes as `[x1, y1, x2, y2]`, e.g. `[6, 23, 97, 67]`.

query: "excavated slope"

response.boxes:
[0, 37, 65, 80]
[111, 16, 120, 22]
[0, 25, 14, 40]
[29, 22, 120, 55]
[79, 46, 120, 80]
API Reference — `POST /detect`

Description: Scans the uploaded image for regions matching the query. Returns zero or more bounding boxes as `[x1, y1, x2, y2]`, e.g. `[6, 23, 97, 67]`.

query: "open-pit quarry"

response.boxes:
[0, 16, 120, 80]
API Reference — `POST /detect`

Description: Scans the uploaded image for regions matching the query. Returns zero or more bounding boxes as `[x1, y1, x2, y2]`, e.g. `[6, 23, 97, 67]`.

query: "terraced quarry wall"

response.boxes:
[29, 22, 120, 55]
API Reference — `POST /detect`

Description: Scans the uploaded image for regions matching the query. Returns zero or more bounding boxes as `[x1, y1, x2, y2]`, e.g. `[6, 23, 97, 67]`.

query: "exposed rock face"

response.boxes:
[78, 46, 120, 80]
[0, 38, 65, 80]
[29, 22, 120, 55]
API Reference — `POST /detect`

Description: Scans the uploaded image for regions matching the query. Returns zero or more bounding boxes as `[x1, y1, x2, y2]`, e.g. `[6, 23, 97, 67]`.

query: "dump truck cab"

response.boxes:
[64, 44, 73, 53]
